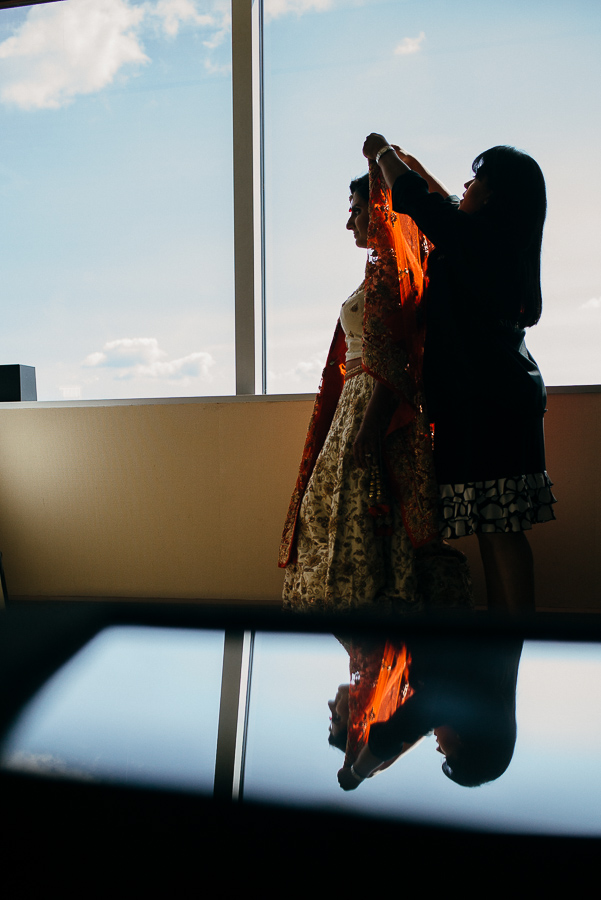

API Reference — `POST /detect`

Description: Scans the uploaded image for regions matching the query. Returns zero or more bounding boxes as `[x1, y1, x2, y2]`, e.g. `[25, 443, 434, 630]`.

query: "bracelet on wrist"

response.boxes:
[349, 765, 365, 782]
[375, 144, 394, 165]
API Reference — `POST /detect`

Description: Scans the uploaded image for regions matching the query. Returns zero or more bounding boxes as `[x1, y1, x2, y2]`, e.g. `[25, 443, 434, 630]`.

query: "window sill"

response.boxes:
[0, 384, 598, 410]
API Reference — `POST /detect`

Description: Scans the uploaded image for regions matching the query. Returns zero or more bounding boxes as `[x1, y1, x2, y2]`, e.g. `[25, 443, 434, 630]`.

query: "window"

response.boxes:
[0, 0, 235, 400]
[262, 0, 601, 391]
[0, 0, 599, 400]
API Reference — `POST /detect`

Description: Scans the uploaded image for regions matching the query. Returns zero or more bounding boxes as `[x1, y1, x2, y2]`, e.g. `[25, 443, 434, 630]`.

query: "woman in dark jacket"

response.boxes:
[359, 135, 556, 612]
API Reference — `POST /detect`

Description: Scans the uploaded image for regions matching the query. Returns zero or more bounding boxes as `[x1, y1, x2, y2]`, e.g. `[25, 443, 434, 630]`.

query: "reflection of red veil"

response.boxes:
[344, 640, 414, 770]
[279, 162, 438, 568]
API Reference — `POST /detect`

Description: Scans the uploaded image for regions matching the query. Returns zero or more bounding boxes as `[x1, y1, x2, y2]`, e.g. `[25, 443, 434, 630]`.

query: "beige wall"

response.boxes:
[0, 389, 598, 610]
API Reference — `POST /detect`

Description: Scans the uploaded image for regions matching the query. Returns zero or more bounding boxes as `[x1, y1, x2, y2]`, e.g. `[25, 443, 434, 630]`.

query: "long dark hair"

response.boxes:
[441, 638, 523, 788]
[472, 146, 546, 327]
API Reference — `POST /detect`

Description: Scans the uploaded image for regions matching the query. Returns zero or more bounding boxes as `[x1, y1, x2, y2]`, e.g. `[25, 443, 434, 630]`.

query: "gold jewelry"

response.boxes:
[368, 460, 385, 507]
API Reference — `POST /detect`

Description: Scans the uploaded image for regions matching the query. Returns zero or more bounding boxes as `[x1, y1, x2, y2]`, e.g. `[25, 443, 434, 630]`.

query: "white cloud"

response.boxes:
[125, 351, 215, 380]
[394, 31, 426, 56]
[268, 353, 325, 389]
[148, 0, 229, 45]
[149, 0, 213, 37]
[84, 351, 109, 367]
[580, 297, 601, 310]
[203, 57, 230, 75]
[202, 20, 230, 51]
[265, 0, 333, 20]
[84, 336, 165, 367]
[0, 0, 232, 110]
[0, 0, 148, 110]
[83, 337, 215, 381]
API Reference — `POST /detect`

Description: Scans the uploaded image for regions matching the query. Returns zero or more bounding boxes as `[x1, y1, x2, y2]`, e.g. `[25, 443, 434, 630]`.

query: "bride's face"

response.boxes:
[346, 191, 369, 249]
[328, 684, 350, 738]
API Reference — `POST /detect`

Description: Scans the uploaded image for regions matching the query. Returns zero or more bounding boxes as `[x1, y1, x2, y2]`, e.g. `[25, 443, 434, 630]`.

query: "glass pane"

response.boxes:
[263, 0, 601, 390]
[244, 631, 601, 836]
[0, 1, 234, 400]
[1, 626, 225, 791]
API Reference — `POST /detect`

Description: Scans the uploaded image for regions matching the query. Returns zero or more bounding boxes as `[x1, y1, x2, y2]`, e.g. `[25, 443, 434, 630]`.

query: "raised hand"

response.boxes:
[363, 132, 389, 160]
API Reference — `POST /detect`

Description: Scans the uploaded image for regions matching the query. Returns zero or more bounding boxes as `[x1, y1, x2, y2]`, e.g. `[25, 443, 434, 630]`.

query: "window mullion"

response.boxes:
[257, 0, 266, 395]
[231, 0, 256, 395]
[213, 629, 255, 801]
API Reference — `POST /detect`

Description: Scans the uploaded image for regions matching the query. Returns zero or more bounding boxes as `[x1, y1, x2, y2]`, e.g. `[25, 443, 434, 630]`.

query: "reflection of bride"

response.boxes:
[334, 636, 523, 789]
[279, 163, 473, 613]
[330, 638, 422, 779]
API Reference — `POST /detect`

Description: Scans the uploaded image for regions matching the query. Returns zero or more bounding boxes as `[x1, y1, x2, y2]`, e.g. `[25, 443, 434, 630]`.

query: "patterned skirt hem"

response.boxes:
[439, 471, 557, 539]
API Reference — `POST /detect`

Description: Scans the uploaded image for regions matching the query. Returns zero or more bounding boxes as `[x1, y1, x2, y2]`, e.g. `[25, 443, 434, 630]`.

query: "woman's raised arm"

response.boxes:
[363, 133, 452, 197]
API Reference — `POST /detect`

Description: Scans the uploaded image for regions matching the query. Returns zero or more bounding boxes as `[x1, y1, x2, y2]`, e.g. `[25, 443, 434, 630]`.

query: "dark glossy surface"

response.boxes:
[2, 609, 600, 837]
[2, 625, 224, 791]
[245, 632, 601, 835]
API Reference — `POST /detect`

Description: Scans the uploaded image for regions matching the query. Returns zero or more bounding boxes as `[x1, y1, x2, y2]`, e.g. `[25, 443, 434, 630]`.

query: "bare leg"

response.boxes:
[476, 531, 535, 614]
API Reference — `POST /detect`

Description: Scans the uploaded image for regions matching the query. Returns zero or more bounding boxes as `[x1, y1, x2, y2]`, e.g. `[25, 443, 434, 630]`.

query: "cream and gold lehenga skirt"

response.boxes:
[282, 373, 473, 613]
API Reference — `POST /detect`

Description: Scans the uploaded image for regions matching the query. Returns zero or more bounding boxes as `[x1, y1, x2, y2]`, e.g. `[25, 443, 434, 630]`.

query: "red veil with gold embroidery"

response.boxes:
[279, 162, 438, 568]
[344, 640, 415, 771]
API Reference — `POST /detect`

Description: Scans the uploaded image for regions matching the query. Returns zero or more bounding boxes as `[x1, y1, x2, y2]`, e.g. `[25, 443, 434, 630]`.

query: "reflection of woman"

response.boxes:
[279, 168, 472, 612]
[362, 136, 557, 613]
[337, 637, 524, 790]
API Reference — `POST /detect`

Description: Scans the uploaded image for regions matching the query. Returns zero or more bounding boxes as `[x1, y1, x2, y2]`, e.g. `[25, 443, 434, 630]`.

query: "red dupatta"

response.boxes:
[344, 640, 414, 771]
[362, 161, 438, 548]
[278, 162, 437, 568]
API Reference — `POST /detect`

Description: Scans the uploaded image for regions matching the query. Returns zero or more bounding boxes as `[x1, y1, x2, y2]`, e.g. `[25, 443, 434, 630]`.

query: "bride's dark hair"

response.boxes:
[349, 173, 369, 202]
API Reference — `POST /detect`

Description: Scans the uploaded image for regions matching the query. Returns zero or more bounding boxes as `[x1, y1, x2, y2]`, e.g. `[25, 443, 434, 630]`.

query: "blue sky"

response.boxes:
[263, 0, 601, 392]
[0, 0, 599, 399]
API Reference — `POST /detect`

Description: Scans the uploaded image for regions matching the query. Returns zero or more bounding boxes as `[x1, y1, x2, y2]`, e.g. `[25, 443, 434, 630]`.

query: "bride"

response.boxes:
[279, 164, 472, 613]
